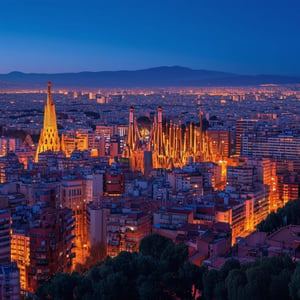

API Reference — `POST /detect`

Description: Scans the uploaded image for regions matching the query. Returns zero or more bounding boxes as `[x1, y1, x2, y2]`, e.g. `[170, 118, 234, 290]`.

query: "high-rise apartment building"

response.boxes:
[26, 207, 74, 293]
[0, 262, 20, 300]
[235, 119, 257, 155]
[11, 231, 30, 292]
[60, 178, 90, 266]
[207, 128, 231, 158]
[0, 209, 11, 264]
[241, 134, 300, 160]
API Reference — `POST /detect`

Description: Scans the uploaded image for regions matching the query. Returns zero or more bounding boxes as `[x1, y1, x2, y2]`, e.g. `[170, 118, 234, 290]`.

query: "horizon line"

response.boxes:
[0, 66, 299, 77]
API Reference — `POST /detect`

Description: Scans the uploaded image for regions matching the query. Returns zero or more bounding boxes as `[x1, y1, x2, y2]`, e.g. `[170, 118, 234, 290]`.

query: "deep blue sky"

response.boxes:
[0, 0, 299, 75]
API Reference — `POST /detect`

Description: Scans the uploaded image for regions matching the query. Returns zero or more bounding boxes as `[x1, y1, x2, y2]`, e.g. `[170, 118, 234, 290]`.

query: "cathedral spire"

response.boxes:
[35, 82, 60, 162]
[47, 81, 54, 106]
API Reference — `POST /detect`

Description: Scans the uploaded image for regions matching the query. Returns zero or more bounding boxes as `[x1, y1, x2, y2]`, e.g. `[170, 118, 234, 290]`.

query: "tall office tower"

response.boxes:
[35, 82, 60, 162]
[235, 119, 257, 155]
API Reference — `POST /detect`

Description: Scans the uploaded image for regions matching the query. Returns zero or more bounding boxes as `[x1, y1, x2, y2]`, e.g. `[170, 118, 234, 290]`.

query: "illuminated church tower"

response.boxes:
[35, 82, 60, 162]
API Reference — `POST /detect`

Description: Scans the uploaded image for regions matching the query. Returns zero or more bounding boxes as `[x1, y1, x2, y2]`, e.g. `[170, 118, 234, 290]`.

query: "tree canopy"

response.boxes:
[257, 198, 300, 233]
[34, 234, 300, 300]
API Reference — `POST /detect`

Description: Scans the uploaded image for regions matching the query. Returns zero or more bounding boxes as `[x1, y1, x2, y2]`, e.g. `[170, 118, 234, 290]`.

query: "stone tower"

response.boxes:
[35, 82, 60, 162]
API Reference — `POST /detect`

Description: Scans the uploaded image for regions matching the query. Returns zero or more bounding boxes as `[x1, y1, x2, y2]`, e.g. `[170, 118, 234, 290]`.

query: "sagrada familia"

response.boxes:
[35, 82, 216, 173]
[35, 82, 60, 162]
[123, 106, 215, 172]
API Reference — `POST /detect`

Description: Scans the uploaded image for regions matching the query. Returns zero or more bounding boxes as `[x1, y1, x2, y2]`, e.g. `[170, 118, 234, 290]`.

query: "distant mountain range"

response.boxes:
[0, 66, 299, 89]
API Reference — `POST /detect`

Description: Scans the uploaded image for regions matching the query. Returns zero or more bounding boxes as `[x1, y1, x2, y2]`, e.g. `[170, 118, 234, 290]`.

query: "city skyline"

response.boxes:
[1, 1, 300, 298]
[1, 79, 300, 298]
[0, 0, 300, 75]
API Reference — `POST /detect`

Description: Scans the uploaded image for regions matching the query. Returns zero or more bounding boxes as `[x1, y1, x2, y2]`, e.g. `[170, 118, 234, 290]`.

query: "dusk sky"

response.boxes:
[0, 0, 299, 75]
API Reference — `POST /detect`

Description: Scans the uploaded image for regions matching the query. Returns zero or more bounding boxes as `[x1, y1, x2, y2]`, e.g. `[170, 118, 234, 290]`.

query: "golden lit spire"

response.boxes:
[199, 109, 203, 153]
[35, 82, 60, 162]
[125, 106, 135, 156]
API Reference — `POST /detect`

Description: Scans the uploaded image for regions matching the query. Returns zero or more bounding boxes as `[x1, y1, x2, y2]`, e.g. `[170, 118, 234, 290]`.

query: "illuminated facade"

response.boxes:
[61, 131, 89, 157]
[35, 82, 60, 162]
[0, 138, 21, 157]
[107, 213, 151, 257]
[104, 173, 125, 196]
[124, 106, 215, 172]
[11, 232, 30, 291]
[61, 178, 90, 267]
[215, 201, 247, 245]
[215, 187, 269, 246]
[26, 207, 74, 293]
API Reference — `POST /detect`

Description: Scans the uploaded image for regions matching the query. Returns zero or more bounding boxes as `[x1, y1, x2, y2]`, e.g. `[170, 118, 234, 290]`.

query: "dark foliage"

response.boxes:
[36, 234, 204, 300]
[257, 198, 300, 233]
[202, 256, 296, 300]
[35, 234, 298, 300]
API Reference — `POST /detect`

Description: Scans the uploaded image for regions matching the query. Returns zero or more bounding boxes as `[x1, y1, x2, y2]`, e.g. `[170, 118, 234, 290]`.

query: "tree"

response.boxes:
[74, 276, 93, 300]
[139, 234, 173, 260]
[160, 242, 188, 273]
[269, 269, 292, 300]
[225, 269, 247, 300]
[289, 265, 300, 300]
[220, 259, 241, 279]
[176, 262, 207, 300]
[257, 212, 282, 233]
[108, 251, 137, 277]
[35, 234, 298, 300]
[36, 272, 81, 300]
[94, 272, 137, 300]
[245, 266, 270, 300]
[214, 281, 227, 300]
[88, 265, 102, 283]
[202, 270, 219, 300]
[136, 254, 159, 275]
[258, 198, 300, 233]
[136, 274, 164, 300]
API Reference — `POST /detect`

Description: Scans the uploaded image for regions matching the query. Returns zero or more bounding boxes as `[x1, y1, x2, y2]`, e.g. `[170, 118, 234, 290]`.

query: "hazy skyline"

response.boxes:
[0, 0, 299, 75]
